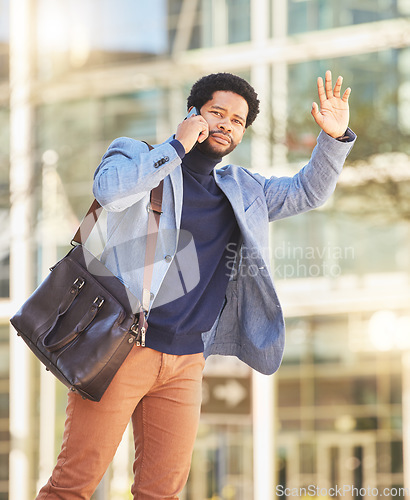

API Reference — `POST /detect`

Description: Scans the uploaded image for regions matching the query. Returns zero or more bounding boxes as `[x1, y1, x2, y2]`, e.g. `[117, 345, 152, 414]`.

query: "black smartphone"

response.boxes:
[185, 107, 199, 119]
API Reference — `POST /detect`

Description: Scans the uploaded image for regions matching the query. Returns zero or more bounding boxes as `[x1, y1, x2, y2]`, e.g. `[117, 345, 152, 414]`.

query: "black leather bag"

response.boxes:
[10, 171, 163, 402]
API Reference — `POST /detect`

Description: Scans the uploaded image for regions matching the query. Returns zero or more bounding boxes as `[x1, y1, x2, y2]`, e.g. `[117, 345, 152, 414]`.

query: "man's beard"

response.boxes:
[196, 131, 237, 159]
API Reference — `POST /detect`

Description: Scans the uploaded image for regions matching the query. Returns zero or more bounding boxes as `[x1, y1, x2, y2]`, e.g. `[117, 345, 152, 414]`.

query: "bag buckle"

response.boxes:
[74, 277, 85, 289]
[93, 296, 105, 308]
[146, 202, 163, 215]
[129, 322, 142, 346]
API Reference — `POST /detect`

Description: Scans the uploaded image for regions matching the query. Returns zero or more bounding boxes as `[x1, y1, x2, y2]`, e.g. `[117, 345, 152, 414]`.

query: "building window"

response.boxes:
[288, 0, 399, 34]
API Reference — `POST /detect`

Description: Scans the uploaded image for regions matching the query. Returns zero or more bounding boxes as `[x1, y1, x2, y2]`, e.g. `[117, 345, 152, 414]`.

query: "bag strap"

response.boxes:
[71, 199, 104, 246]
[72, 143, 163, 246]
[71, 143, 163, 331]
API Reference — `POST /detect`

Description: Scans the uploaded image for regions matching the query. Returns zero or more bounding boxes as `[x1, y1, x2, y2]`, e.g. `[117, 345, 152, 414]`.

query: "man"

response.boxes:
[37, 71, 355, 499]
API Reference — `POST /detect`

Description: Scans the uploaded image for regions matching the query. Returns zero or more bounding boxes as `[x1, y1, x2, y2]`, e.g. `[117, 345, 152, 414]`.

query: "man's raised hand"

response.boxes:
[175, 113, 209, 154]
[311, 70, 351, 139]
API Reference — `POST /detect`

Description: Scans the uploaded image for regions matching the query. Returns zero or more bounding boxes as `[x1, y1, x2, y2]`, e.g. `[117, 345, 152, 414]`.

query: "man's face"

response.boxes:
[195, 91, 248, 159]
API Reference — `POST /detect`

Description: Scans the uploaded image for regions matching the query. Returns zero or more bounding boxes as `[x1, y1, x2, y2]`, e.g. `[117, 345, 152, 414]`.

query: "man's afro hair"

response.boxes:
[187, 73, 260, 128]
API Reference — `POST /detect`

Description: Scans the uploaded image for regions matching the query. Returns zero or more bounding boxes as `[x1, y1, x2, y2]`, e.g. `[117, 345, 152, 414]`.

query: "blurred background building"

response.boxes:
[1, 0, 410, 498]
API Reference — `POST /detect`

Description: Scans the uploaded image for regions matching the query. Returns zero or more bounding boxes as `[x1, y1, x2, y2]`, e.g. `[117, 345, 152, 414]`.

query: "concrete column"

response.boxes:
[250, 2, 277, 498]
[36, 152, 59, 491]
[252, 371, 276, 500]
[271, 0, 288, 167]
[250, 0, 271, 175]
[9, 0, 35, 498]
[402, 350, 410, 491]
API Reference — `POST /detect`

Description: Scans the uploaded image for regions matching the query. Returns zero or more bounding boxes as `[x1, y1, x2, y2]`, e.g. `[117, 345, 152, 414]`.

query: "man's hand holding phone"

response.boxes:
[175, 107, 209, 154]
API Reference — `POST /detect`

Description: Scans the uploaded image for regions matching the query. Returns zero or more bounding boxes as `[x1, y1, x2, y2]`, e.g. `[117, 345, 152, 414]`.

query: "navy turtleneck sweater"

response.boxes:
[146, 141, 239, 355]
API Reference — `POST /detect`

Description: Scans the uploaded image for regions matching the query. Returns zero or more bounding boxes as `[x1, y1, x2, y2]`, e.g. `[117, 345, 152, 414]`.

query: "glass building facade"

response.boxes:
[2, 0, 410, 498]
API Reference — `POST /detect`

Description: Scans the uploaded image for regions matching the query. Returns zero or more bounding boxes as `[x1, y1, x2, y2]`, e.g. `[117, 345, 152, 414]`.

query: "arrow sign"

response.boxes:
[201, 376, 251, 415]
[213, 379, 247, 407]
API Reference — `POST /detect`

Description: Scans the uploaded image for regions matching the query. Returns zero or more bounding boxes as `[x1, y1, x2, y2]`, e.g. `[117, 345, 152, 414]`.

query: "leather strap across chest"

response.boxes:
[71, 142, 163, 332]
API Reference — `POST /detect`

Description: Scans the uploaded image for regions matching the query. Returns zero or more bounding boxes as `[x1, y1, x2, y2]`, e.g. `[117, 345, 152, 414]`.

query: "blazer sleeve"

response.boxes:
[92, 137, 182, 212]
[254, 129, 356, 222]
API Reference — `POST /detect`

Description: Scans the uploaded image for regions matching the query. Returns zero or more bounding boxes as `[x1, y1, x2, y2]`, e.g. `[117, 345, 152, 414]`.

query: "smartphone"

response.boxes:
[185, 107, 199, 119]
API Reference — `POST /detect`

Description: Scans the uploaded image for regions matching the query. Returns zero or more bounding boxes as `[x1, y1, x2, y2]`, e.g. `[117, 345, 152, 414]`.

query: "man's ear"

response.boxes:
[238, 128, 246, 143]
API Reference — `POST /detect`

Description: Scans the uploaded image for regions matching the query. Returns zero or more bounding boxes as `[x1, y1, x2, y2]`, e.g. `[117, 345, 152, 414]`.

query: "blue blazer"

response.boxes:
[93, 129, 355, 374]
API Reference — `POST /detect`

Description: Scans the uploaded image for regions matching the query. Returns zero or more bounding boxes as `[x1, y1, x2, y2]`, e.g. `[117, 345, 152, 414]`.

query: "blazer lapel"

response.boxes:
[215, 171, 246, 225]
[169, 164, 183, 227]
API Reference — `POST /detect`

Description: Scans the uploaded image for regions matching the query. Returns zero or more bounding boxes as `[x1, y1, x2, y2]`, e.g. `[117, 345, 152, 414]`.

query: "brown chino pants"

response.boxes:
[36, 346, 205, 499]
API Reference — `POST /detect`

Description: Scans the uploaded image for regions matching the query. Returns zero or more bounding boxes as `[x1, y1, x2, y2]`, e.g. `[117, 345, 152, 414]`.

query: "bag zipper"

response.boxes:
[129, 322, 146, 347]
